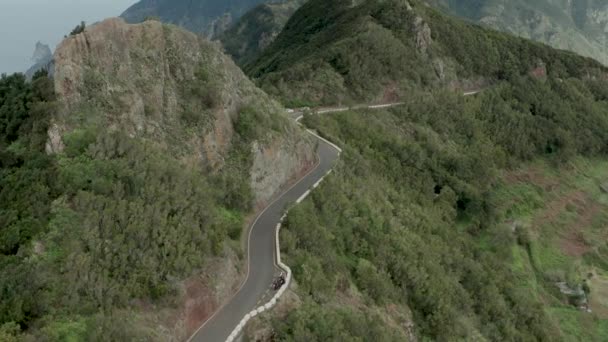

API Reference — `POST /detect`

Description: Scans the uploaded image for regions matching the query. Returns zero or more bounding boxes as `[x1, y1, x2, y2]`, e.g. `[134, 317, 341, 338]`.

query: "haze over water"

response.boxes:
[0, 0, 136, 74]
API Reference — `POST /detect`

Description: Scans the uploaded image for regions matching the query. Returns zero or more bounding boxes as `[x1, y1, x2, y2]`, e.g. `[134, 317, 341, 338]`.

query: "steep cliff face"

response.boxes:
[51, 17, 315, 204]
[427, 0, 608, 65]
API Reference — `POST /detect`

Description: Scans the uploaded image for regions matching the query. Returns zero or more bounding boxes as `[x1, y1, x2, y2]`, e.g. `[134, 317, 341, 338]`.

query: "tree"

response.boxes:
[69, 21, 86, 36]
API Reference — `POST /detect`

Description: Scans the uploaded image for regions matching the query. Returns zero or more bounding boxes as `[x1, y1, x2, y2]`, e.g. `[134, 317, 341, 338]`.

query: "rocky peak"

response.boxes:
[50, 17, 314, 204]
[31, 41, 52, 64]
[25, 42, 53, 80]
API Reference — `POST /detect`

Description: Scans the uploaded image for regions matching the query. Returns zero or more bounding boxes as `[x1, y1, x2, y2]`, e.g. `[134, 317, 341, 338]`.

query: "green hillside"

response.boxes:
[242, 0, 608, 340]
[248, 0, 606, 106]
[254, 82, 608, 341]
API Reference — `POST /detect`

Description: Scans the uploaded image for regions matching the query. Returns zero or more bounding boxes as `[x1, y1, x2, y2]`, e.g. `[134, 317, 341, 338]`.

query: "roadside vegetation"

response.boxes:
[270, 72, 608, 340]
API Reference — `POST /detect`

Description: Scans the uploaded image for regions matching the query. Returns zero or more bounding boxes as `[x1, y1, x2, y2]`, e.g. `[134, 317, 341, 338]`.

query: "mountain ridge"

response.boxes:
[427, 0, 608, 65]
[247, 0, 606, 106]
[121, 0, 280, 38]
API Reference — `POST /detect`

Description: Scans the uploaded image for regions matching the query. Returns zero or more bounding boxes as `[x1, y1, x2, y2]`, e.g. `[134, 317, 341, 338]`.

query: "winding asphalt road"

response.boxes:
[188, 115, 340, 342]
[188, 93, 480, 342]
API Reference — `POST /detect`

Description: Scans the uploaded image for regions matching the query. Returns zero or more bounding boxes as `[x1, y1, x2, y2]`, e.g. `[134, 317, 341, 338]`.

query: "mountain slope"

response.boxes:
[122, 0, 276, 38]
[0, 18, 314, 340]
[427, 0, 608, 66]
[219, 0, 305, 67]
[240, 0, 608, 340]
[248, 0, 606, 106]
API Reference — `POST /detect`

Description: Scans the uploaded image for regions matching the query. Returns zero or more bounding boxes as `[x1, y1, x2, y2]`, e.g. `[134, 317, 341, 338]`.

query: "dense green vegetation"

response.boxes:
[248, 0, 607, 106]
[0, 71, 57, 337]
[0, 70, 258, 340]
[69, 21, 86, 36]
[272, 70, 608, 340]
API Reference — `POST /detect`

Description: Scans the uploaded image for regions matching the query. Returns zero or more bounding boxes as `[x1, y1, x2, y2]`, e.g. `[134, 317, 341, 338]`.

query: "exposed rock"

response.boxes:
[51, 17, 314, 204]
[251, 138, 316, 207]
[433, 58, 445, 80]
[556, 282, 589, 309]
[44, 123, 64, 154]
[600, 182, 608, 193]
[413, 16, 432, 54]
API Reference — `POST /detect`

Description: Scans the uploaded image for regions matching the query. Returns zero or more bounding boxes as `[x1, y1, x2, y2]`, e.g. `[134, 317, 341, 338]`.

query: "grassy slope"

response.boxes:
[493, 158, 608, 341]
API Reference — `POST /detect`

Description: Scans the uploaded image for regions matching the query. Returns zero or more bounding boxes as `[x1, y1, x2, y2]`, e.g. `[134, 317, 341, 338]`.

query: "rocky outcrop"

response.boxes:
[25, 42, 53, 80]
[413, 16, 432, 55]
[31, 42, 51, 64]
[51, 17, 314, 204]
[251, 138, 316, 207]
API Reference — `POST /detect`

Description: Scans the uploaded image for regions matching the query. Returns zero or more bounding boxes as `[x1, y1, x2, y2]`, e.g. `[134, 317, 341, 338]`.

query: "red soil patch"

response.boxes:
[531, 188, 600, 258]
[504, 166, 559, 191]
[508, 165, 600, 258]
[559, 198, 601, 257]
[183, 277, 219, 335]
[533, 190, 583, 228]
[529, 66, 547, 79]
[560, 230, 591, 257]
[381, 82, 400, 103]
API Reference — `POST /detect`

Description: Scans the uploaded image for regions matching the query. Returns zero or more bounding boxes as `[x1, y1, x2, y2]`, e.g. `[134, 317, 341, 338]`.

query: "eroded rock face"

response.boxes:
[414, 16, 432, 55]
[251, 138, 317, 207]
[51, 17, 314, 204]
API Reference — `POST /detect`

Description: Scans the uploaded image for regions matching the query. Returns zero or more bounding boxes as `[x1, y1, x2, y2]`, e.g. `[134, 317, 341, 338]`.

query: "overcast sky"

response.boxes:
[0, 0, 137, 74]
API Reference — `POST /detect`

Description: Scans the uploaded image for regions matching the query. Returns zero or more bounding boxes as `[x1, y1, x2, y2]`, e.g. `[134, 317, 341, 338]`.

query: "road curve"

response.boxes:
[189, 96, 479, 342]
[188, 117, 340, 342]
